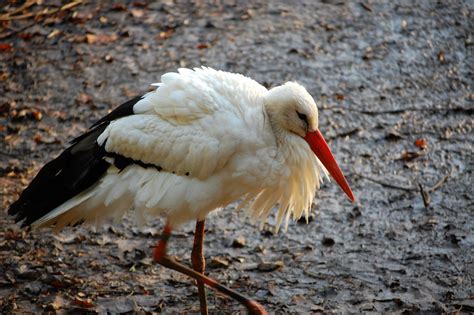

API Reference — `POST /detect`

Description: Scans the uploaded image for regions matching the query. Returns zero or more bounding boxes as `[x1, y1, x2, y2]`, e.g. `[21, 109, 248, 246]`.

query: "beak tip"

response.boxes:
[344, 187, 356, 203]
[305, 130, 356, 205]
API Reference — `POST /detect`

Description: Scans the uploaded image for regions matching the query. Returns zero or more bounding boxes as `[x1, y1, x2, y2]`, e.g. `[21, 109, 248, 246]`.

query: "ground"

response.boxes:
[0, 1, 473, 314]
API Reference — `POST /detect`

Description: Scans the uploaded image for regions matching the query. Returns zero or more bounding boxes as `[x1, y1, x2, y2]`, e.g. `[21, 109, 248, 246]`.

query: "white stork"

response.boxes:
[9, 67, 355, 315]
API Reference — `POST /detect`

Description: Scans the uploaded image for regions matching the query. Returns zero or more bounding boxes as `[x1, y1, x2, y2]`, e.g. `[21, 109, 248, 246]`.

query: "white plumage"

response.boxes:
[32, 67, 330, 231]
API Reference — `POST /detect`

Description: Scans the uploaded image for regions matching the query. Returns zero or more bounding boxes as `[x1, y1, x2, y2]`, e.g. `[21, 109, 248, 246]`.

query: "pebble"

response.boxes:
[321, 237, 335, 247]
[208, 257, 229, 268]
[24, 282, 42, 296]
[257, 261, 284, 272]
[232, 236, 246, 248]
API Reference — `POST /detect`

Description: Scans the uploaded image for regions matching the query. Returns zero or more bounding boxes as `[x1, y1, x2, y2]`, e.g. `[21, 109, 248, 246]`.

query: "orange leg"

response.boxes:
[192, 220, 208, 315]
[154, 222, 268, 315]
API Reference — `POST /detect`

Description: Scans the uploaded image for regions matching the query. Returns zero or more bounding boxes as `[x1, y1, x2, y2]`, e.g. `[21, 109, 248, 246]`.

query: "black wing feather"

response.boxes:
[8, 95, 144, 227]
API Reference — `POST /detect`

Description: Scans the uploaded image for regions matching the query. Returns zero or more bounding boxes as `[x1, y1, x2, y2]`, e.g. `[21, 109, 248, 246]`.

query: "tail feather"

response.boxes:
[8, 95, 145, 228]
[31, 186, 96, 229]
[8, 125, 110, 227]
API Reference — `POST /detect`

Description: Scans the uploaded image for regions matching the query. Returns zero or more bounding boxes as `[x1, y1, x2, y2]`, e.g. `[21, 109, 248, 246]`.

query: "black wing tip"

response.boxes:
[8, 204, 31, 227]
[90, 94, 144, 129]
[69, 94, 144, 145]
[7, 94, 145, 229]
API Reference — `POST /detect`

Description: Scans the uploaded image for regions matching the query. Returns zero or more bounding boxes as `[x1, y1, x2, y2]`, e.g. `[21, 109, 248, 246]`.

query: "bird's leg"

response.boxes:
[191, 220, 208, 315]
[153, 223, 268, 315]
[153, 222, 172, 261]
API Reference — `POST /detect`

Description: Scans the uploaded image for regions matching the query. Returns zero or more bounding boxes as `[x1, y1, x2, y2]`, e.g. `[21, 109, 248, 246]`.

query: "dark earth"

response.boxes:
[1, 1, 473, 314]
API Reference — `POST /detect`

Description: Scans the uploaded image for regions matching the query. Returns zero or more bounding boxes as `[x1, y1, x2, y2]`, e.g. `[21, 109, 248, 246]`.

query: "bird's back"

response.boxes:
[8, 68, 276, 229]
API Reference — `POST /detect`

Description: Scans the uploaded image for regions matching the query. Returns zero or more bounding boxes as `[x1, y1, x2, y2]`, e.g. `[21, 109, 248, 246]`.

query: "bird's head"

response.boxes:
[264, 82, 318, 138]
[264, 82, 355, 202]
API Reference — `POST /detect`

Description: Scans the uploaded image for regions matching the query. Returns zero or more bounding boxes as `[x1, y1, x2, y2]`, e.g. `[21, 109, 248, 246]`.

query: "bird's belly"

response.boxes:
[40, 147, 282, 229]
[94, 165, 250, 227]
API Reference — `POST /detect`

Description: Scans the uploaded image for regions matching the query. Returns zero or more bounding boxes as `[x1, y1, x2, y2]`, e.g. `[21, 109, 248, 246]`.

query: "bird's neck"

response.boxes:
[264, 102, 287, 147]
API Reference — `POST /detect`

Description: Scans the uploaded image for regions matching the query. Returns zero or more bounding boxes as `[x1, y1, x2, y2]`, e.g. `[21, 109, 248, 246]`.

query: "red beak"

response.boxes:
[304, 130, 355, 202]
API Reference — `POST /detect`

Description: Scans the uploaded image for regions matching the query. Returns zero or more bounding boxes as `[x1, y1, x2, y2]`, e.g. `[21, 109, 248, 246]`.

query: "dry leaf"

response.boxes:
[112, 3, 127, 11]
[130, 9, 144, 18]
[0, 43, 13, 52]
[0, 71, 9, 81]
[32, 109, 42, 121]
[73, 297, 94, 308]
[76, 92, 93, 105]
[335, 93, 345, 101]
[86, 33, 118, 45]
[414, 138, 428, 149]
[47, 29, 61, 39]
[72, 11, 93, 23]
[438, 50, 445, 63]
[18, 33, 33, 40]
[33, 133, 43, 144]
[401, 151, 423, 161]
[158, 29, 174, 40]
[196, 43, 209, 49]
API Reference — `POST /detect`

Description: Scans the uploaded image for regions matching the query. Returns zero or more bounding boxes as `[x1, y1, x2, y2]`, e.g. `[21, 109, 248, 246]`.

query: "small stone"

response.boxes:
[232, 236, 246, 248]
[257, 261, 284, 272]
[208, 257, 229, 268]
[104, 54, 113, 62]
[321, 237, 335, 247]
[25, 282, 42, 295]
[239, 263, 259, 271]
[44, 302, 61, 311]
[17, 266, 37, 280]
[42, 274, 71, 288]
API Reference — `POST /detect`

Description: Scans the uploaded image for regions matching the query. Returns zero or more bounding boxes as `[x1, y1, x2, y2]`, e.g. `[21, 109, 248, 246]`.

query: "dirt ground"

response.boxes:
[1, 1, 473, 314]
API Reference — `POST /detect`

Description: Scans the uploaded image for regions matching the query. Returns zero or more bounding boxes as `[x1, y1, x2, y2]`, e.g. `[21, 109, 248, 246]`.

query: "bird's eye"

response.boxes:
[296, 111, 308, 125]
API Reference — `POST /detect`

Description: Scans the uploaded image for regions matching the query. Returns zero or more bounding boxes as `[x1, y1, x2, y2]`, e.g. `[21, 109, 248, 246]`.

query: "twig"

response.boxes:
[355, 174, 416, 192]
[92, 290, 136, 295]
[418, 183, 431, 208]
[426, 169, 451, 192]
[360, 2, 373, 12]
[356, 167, 452, 199]
[0, 21, 35, 40]
[444, 254, 462, 274]
[0, 11, 36, 21]
[0, 0, 83, 21]
[0, 0, 36, 20]
[0, 0, 83, 39]
[60, 1, 83, 12]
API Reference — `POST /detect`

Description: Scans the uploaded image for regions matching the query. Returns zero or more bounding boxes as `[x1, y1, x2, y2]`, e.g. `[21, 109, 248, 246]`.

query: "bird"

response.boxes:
[8, 67, 355, 315]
